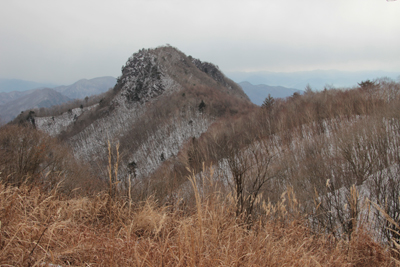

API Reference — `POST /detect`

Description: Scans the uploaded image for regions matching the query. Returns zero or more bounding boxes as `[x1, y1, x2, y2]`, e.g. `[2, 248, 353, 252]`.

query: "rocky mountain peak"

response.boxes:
[31, 45, 252, 182]
[114, 46, 247, 106]
[118, 49, 164, 104]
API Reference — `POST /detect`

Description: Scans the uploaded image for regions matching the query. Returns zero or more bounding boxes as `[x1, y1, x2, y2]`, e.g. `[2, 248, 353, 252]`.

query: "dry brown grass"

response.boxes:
[0, 172, 395, 267]
[2, 80, 400, 266]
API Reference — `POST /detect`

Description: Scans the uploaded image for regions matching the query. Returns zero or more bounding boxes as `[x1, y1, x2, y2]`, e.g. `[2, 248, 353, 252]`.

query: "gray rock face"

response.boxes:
[120, 52, 164, 103]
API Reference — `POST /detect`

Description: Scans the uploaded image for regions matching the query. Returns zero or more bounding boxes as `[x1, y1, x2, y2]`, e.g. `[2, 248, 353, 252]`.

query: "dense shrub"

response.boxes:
[0, 125, 103, 194]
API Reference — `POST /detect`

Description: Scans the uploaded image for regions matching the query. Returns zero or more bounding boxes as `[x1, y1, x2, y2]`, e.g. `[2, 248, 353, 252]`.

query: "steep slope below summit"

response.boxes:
[33, 46, 254, 183]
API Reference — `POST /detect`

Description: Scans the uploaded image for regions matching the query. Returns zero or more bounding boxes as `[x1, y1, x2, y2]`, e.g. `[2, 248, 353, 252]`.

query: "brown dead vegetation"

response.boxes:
[0, 124, 104, 195]
[146, 78, 400, 244]
[2, 73, 400, 265]
[0, 169, 395, 266]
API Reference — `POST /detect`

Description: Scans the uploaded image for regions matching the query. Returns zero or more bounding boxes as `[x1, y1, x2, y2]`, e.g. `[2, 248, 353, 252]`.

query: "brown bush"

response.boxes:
[0, 124, 103, 194]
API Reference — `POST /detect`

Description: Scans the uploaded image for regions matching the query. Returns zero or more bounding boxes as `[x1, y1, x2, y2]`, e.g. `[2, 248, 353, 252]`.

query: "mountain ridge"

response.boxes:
[30, 46, 253, 183]
[0, 88, 71, 123]
[53, 76, 116, 99]
[0, 78, 58, 93]
[0, 77, 117, 124]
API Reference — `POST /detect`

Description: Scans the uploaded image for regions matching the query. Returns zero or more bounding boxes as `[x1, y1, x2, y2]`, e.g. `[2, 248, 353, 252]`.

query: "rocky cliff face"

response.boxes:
[34, 46, 252, 181]
[119, 51, 166, 103]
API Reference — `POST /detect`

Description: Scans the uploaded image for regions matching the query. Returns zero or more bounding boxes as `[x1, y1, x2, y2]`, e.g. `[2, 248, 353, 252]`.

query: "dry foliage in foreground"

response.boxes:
[0, 173, 396, 267]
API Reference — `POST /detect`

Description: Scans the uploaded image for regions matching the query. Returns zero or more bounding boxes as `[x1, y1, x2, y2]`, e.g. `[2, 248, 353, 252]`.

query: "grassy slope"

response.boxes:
[0, 178, 393, 266]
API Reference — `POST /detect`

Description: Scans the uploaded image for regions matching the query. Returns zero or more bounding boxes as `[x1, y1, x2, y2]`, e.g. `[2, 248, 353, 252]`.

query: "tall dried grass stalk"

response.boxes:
[0, 170, 395, 266]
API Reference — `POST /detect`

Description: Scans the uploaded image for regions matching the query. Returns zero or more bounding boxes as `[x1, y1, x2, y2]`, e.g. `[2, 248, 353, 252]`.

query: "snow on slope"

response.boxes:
[36, 104, 98, 136]
[36, 47, 221, 180]
[125, 109, 213, 179]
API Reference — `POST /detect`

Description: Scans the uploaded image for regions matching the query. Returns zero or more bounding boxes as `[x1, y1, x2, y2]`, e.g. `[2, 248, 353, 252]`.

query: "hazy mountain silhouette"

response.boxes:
[0, 88, 70, 123]
[227, 70, 400, 90]
[0, 79, 57, 93]
[0, 76, 117, 123]
[53, 76, 116, 99]
[239, 81, 303, 105]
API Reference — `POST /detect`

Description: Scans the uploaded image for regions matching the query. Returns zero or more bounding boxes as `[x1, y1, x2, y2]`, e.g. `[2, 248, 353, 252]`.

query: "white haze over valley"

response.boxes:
[0, 0, 399, 86]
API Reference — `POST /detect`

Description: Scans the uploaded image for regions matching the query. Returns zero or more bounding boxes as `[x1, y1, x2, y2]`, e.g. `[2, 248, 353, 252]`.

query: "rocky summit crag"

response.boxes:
[32, 45, 252, 182]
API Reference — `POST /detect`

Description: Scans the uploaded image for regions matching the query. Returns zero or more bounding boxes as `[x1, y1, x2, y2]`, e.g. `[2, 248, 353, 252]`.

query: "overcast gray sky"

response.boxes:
[1, 0, 399, 85]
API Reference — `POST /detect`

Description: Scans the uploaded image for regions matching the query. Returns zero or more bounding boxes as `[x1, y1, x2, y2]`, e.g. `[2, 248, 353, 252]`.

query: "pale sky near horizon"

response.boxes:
[0, 0, 399, 84]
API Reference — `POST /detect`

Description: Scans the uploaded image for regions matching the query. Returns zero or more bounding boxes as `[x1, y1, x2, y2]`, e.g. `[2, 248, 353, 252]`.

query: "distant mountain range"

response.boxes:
[0, 79, 58, 93]
[0, 89, 36, 106]
[53, 76, 116, 99]
[4, 69, 399, 123]
[239, 81, 302, 106]
[0, 88, 71, 123]
[227, 70, 400, 91]
[0, 77, 116, 124]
